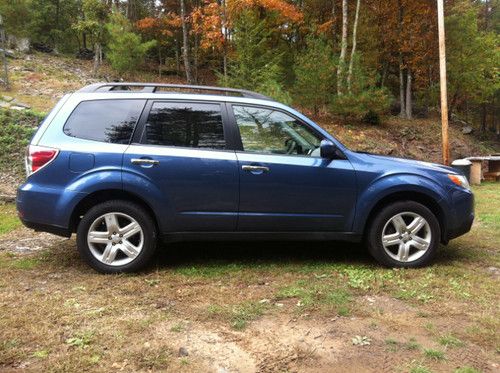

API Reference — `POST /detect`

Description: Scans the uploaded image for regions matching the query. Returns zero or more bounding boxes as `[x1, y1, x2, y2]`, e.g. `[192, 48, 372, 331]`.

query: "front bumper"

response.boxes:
[444, 188, 474, 241]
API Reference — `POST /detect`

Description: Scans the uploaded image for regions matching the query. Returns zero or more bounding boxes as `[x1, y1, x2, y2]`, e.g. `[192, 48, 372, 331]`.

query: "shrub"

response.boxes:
[0, 109, 44, 177]
[330, 88, 391, 124]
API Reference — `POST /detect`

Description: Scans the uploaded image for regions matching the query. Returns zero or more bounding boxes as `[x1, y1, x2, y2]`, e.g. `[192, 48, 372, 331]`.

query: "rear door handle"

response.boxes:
[242, 165, 269, 173]
[131, 158, 160, 166]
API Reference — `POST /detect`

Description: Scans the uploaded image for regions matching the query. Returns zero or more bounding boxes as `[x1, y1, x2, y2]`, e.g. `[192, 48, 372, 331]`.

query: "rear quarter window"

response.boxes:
[63, 99, 145, 144]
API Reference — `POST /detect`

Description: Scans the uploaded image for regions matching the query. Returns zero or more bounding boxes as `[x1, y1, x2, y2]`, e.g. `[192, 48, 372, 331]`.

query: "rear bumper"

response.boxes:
[20, 219, 71, 237]
[16, 182, 82, 237]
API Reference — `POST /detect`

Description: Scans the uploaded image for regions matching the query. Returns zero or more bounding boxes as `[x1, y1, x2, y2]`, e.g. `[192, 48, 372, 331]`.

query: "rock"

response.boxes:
[462, 126, 473, 134]
[10, 105, 27, 111]
[2, 95, 13, 102]
[11, 100, 31, 109]
[178, 347, 189, 357]
[0, 101, 10, 108]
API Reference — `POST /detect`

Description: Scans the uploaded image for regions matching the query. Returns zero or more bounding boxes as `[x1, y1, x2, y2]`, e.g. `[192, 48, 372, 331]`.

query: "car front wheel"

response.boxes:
[76, 200, 157, 273]
[366, 201, 440, 268]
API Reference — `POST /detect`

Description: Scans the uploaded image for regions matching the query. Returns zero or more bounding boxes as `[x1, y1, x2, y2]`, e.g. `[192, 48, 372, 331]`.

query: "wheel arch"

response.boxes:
[69, 189, 160, 234]
[362, 191, 448, 243]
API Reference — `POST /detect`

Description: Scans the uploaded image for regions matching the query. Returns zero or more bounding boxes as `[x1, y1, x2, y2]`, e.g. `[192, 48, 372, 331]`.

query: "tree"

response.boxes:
[293, 35, 336, 114]
[136, 13, 180, 76]
[179, 0, 193, 83]
[445, 2, 499, 125]
[106, 11, 156, 76]
[337, 0, 348, 95]
[74, 0, 109, 75]
[347, 0, 361, 94]
[220, 10, 289, 102]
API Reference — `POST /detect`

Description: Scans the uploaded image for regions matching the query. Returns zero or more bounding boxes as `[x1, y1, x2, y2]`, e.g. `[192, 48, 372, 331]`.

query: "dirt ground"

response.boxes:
[0, 184, 499, 373]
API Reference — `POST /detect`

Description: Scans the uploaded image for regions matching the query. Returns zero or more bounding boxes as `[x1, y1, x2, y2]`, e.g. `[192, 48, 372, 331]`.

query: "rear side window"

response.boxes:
[63, 100, 145, 144]
[143, 102, 225, 149]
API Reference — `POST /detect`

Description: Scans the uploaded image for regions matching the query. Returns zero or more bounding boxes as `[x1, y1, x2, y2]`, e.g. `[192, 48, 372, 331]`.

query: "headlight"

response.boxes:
[448, 174, 470, 190]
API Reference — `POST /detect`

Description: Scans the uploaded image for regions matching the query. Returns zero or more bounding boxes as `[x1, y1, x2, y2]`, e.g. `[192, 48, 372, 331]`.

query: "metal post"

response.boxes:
[437, 0, 449, 165]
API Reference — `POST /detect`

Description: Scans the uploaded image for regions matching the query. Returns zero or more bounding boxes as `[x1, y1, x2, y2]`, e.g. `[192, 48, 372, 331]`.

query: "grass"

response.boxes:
[0, 204, 21, 235]
[410, 365, 433, 373]
[207, 301, 267, 330]
[277, 279, 352, 315]
[439, 334, 464, 348]
[0, 183, 498, 371]
[423, 348, 445, 361]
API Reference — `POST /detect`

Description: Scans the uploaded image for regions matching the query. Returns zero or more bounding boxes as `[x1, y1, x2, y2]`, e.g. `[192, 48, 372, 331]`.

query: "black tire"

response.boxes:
[366, 201, 440, 268]
[76, 200, 157, 273]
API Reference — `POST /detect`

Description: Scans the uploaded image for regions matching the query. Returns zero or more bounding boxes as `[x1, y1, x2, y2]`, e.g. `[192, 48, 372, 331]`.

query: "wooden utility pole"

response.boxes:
[437, 0, 449, 165]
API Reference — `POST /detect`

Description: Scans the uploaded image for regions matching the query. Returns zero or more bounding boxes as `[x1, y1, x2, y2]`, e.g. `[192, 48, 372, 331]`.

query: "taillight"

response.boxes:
[25, 145, 59, 176]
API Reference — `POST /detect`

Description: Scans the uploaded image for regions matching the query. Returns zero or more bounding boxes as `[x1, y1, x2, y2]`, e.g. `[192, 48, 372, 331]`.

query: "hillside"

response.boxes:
[0, 53, 498, 196]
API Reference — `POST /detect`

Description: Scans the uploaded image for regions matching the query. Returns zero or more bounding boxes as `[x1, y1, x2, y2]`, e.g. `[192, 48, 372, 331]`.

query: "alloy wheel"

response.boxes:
[87, 212, 144, 266]
[381, 211, 432, 263]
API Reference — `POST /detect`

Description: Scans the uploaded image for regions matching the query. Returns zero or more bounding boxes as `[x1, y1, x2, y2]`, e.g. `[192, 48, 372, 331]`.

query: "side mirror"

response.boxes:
[320, 140, 337, 159]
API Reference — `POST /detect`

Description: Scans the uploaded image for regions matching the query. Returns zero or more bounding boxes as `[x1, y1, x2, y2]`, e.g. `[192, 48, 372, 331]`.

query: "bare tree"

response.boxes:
[347, 0, 361, 93]
[397, 0, 405, 117]
[180, 0, 193, 83]
[0, 15, 9, 89]
[405, 69, 412, 119]
[337, 0, 348, 95]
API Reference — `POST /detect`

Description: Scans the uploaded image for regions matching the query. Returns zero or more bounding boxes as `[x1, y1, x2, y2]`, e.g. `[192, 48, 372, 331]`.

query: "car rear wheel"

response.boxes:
[366, 201, 440, 268]
[76, 200, 157, 273]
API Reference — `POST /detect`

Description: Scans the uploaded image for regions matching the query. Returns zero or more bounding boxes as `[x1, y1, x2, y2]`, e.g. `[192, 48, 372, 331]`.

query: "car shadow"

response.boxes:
[153, 240, 374, 269]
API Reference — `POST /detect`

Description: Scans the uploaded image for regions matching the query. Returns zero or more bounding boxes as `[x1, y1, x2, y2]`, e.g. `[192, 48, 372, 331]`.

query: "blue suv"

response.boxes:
[17, 83, 474, 273]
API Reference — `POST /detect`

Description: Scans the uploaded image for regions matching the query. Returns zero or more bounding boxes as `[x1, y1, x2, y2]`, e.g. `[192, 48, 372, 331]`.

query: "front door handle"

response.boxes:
[131, 158, 160, 166]
[242, 165, 269, 173]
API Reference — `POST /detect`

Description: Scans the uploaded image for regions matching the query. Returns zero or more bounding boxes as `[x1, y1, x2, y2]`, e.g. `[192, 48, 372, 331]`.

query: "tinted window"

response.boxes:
[144, 102, 225, 149]
[233, 105, 322, 156]
[64, 100, 145, 144]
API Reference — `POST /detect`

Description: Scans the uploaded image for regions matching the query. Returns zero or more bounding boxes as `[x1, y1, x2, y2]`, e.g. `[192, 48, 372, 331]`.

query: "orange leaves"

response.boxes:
[136, 12, 182, 39]
[227, 0, 303, 24]
[191, 2, 225, 51]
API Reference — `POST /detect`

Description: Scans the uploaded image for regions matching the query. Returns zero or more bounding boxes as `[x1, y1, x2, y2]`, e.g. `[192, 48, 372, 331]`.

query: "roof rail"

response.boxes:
[77, 82, 273, 101]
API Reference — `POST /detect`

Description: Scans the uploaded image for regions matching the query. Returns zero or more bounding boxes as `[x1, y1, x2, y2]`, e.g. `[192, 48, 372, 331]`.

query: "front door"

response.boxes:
[123, 100, 239, 232]
[230, 104, 357, 232]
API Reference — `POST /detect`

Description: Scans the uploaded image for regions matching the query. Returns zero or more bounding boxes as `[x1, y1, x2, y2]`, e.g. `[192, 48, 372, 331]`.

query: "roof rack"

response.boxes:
[77, 82, 273, 101]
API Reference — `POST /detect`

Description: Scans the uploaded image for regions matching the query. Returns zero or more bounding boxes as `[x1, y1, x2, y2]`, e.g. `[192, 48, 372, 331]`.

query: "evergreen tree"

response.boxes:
[220, 10, 290, 103]
[106, 12, 156, 77]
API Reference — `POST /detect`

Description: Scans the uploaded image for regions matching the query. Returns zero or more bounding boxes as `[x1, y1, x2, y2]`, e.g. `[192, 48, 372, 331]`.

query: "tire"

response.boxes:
[76, 200, 157, 273]
[366, 201, 440, 268]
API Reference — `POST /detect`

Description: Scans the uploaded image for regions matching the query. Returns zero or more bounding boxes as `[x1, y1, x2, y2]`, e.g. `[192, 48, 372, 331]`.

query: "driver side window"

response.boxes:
[232, 105, 322, 156]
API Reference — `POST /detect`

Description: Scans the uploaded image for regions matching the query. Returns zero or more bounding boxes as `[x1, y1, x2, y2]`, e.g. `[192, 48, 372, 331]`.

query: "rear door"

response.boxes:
[123, 100, 239, 232]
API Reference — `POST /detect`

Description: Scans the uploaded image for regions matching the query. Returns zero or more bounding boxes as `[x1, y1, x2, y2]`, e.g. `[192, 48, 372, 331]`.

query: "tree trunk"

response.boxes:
[0, 27, 9, 89]
[481, 103, 487, 132]
[405, 69, 412, 119]
[397, 0, 405, 118]
[222, 0, 228, 79]
[175, 38, 180, 75]
[399, 56, 406, 118]
[337, 0, 348, 96]
[180, 0, 193, 84]
[347, 0, 361, 93]
[158, 46, 162, 78]
[92, 42, 101, 76]
[331, 0, 336, 43]
[194, 33, 199, 83]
